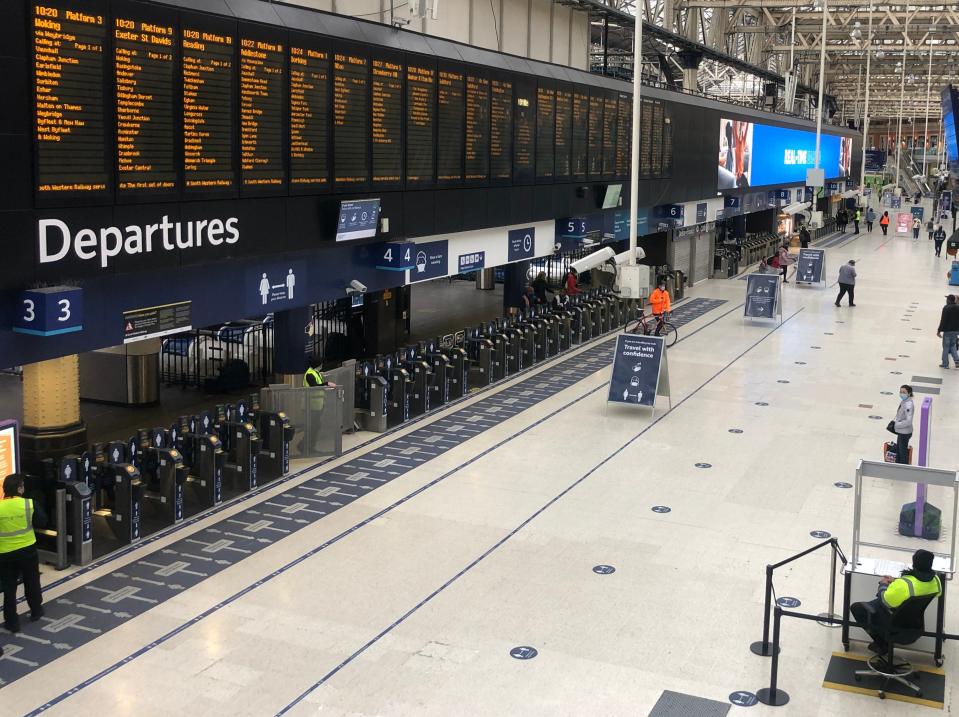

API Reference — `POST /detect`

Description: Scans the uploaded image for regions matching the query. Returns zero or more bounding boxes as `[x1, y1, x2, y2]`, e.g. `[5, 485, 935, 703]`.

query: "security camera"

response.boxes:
[346, 279, 367, 295]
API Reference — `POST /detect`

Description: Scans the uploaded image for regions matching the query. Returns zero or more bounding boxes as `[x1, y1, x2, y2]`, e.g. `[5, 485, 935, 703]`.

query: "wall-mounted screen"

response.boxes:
[941, 86, 959, 169]
[336, 198, 380, 241]
[718, 118, 852, 189]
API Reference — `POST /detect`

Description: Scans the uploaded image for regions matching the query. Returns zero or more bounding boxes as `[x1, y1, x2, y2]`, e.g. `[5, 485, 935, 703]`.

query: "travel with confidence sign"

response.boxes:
[607, 334, 670, 410]
[744, 273, 781, 319]
[795, 248, 825, 285]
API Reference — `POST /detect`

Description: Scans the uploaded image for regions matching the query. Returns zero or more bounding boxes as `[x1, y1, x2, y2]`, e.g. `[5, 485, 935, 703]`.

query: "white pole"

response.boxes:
[628, 8, 643, 266]
[814, 0, 828, 169]
[789, 8, 796, 72]
[858, 2, 873, 193]
[922, 33, 933, 179]
[895, 19, 908, 191]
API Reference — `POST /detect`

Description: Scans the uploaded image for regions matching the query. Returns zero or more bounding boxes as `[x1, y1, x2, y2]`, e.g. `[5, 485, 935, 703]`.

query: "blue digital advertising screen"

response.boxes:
[941, 86, 959, 165]
[718, 118, 852, 190]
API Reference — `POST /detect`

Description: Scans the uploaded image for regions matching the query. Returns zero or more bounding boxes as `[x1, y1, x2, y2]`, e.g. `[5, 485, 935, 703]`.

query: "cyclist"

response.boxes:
[648, 277, 671, 335]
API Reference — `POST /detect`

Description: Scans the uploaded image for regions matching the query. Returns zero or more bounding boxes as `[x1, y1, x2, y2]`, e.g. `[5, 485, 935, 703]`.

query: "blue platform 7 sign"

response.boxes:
[13, 286, 83, 336]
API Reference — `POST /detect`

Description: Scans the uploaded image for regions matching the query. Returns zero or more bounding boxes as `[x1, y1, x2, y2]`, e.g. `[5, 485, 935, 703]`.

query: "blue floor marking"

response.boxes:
[10, 298, 728, 711]
[274, 306, 806, 716]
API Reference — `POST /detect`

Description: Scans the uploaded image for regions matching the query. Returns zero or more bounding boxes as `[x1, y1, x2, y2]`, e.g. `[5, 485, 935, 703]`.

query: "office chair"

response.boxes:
[853, 592, 938, 699]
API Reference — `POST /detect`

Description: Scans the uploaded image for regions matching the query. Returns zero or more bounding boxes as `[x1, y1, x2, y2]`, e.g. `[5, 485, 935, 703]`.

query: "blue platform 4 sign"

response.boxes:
[458, 251, 485, 273]
[507, 227, 535, 262]
[13, 285, 83, 336]
[376, 242, 416, 271]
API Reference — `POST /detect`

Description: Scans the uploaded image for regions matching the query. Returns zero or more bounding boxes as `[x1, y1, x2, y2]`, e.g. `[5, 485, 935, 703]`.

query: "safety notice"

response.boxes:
[123, 301, 192, 343]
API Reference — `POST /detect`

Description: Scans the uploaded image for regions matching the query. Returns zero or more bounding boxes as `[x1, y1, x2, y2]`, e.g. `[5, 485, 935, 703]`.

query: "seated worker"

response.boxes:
[553, 287, 570, 310]
[565, 267, 580, 296]
[648, 277, 671, 333]
[850, 549, 942, 654]
[304, 362, 336, 388]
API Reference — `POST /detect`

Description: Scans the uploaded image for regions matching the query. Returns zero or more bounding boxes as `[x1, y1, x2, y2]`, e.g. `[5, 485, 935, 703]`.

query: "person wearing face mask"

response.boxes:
[648, 277, 671, 335]
[891, 385, 915, 464]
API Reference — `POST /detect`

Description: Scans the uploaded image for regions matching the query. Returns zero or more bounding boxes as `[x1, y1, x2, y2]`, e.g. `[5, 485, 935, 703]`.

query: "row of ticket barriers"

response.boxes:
[353, 288, 636, 430]
[22, 398, 295, 569]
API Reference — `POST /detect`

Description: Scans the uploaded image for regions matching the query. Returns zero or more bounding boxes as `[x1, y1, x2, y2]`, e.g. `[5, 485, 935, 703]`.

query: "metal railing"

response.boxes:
[160, 321, 274, 389]
[308, 299, 355, 366]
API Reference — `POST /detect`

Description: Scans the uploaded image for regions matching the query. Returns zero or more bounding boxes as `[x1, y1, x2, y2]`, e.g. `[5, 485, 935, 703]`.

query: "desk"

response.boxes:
[844, 556, 950, 659]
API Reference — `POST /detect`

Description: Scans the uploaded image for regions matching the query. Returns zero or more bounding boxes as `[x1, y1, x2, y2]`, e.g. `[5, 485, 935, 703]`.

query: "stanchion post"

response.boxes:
[757, 606, 790, 706]
[841, 570, 852, 651]
[817, 539, 841, 627]
[751, 564, 779, 656]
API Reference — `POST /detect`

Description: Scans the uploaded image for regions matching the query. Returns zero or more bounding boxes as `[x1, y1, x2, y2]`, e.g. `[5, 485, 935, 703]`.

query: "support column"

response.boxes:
[20, 355, 87, 473]
[502, 260, 530, 315]
[273, 306, 311, 385]
[677, 50, 702, 93]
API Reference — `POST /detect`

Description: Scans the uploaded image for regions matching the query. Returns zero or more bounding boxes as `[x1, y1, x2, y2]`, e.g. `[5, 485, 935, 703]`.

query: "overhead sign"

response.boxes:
[891, 195, 902, 209]
[376, 242, 416, 271]
[607, 334, 669, 408]
[335, 199, 381, 242]
[911, 206, 925, 220]
[0, 420, 19, 488]
[507, 227, 535, 262]
[558, 217, 587, 240]
[409, 240, 449, 283]
[724, 195, 741, 209]
[796, 248, 825, 284]
[12, 285, 83, 337]
[696, 203, 708, 222]
[864, 149, 886, 173]
[123, 300, 192, 343]
[248, 261, 306, 313]
[744, 274, 780, 319]
[457, 251, 485, 273]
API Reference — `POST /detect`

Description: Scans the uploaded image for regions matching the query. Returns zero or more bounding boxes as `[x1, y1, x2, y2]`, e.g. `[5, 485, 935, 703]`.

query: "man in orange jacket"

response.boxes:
[648, 277, 671, 334]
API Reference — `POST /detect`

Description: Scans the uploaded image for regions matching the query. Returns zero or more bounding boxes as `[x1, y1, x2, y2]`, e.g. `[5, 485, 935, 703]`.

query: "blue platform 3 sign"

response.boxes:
[458, 251, 485, 272]
[13, 286, 83, 336]
[507, 228, 535, 262]
[376, 242, 416, 271]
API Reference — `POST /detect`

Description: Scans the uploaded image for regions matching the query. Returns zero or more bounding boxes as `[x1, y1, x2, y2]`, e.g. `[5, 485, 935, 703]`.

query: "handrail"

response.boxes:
[750, 537, 847, 657]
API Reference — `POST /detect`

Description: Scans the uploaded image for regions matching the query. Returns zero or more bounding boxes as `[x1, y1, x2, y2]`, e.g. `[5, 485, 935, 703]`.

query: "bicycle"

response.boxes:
[626, 312, 678, 347]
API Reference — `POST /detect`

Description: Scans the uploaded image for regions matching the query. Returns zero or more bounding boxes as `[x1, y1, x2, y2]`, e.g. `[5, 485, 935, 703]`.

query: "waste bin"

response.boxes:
[673, 270, 685, 299]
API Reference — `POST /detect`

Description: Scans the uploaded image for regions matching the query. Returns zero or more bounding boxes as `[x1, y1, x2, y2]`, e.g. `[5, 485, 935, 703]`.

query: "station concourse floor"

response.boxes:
[2, 223, 958, 716]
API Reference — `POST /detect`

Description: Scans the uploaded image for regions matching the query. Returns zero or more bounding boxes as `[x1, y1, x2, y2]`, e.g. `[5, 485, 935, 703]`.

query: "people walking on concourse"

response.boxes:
[933, 225, 947, 257]
[937, 294, 959, 368]
[927, 218, 935, 242]
[777, 243, 793, 283]
[0, 474, 46, 633]
[912, 216, 922, 241]
[866, 206, 876, 232]
[799, 224, 811, 249]
[853, 207, 861, 234]
[891, 385, 914, 464]
[879, 211, 890, 235]
[834, 260, 856, 307]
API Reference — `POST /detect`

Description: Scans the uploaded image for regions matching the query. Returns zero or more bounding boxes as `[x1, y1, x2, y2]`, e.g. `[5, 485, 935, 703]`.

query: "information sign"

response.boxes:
[123, 300, 192, 343]
[696, 203, 708, 222]
[607, 334, 669, 410]
[410, 241, 449, 282]
[911, 206, 924, 220]
[0, 421, 20, 486]
[247, 260, 306, 312]
[744, 273, 781, 320]
[795, 248, 825, 285]
[896, 213, 911, 234]
[507, 228, 535, 262]
[336, 199, 380, 241]
[457, 251, 485, 273]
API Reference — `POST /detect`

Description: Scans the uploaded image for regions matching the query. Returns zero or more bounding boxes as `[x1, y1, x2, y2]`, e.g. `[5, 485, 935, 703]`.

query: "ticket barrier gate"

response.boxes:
[498, 320, 524, 375]
[135, 428, 187, 528]
[570, 301, 591, 344]
[517, 311, 548, 363]
[422, 340, 451, 407]
[256, 410, 294, 481]
[92, 445, 144, 552]
[378, 355, 410, 427]
[511, 316, 537, 368]
[177, 417, 225, 510]
[28, 457, 93, 568]
[399, 347, 431, 417]
[441, 342, 470, 399]
[482, 322, 509, 380]
[216, 418, 260, 496]
[551, 310, 572, 352]
[354, 362, 389, 432]
[583, 294, 606, 336]
[537, 312, 560, 358]
[467, 329, 495, 388]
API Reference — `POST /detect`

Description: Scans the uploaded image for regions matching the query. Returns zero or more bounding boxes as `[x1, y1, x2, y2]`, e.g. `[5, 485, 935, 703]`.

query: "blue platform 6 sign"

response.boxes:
[376, 242, 416, 271]
[13, 286, 83, 336]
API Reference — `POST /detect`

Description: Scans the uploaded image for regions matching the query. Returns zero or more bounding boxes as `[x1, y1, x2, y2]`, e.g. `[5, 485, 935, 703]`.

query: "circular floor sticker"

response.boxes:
[906, 340, 917, 343]
[913, 328, 922, 331]
[834, 481, 853, 489]
[890, 371, 902, 375]
[755, 401, 769, 406]
[794, 361, 806, 365]
[592, 565, 616, 575]
[776, 596, 801, 608]
[899, 355, 910, 358]
[777, 379, 790, 384]
[728, 428, 743, 434]
[810, 346, 822, 349]
[824, 332, 834, 335]
[651, 505, 672, 514]
[880, 391, 893, 395]
[868, 415, 883, 420]
[810, 530, 832, 539]
[510, 646, 538, 660]
[729, 691, 759, 707]
[695, 462, 712, 468]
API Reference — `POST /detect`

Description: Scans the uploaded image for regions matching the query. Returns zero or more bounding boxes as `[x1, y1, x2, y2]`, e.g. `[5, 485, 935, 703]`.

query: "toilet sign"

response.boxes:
[507, 227, 535, 262]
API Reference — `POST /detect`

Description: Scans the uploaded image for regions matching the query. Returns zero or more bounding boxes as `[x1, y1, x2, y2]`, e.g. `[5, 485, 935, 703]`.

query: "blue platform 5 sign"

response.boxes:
[13, 286, 83, 336]
[376, 242, 415, 271]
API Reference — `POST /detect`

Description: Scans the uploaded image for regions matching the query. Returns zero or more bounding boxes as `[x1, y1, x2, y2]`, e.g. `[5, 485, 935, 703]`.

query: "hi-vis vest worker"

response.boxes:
[303, 367, 325, 387]
[649, 285, 671, 316]
[0, 494, 37, 554]
[881, 572, 942, 609]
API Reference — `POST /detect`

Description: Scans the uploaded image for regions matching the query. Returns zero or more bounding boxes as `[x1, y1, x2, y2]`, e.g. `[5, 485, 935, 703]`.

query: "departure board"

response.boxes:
[371, 58, 402, 184]
[437, 70, 464, 182]
[662, 111, 673, 176]
[535, 86, 555, 179]
[587, 95, 603, 176]
[465, 75, 490, 181]
[640, 97, 654, 179]
[240, 37, 285, 189]
[615, 93, 630, 178]
[513, 84, 535, 181]
[571, 92, 588, 177]
[289, 43, 329, 188]
[182, 25, 235, 191]
[33, 2, 109, 194]
[333, 52, 369, 185]
[650, 99, 665, 176]
[602, 95, 617, 176]
[114, 17, 176, 194]
[554, 88, 572, 178]
[406, 64, 434, 184]
[490, 78, 512, 181]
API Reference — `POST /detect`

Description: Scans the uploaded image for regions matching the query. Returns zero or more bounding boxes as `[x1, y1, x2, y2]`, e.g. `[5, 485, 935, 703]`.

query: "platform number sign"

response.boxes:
[376, 242, 416, 271]
[13, 286, 83, 336]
